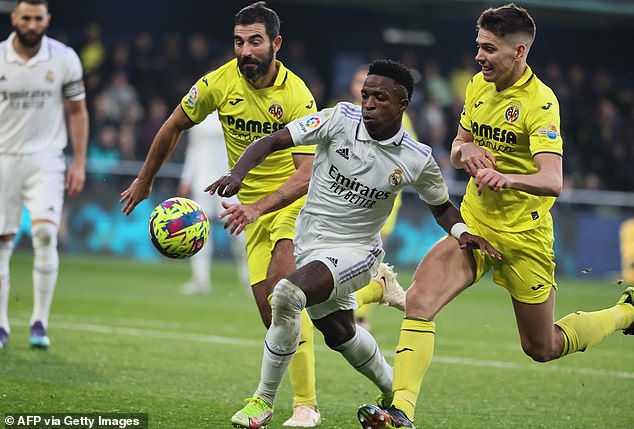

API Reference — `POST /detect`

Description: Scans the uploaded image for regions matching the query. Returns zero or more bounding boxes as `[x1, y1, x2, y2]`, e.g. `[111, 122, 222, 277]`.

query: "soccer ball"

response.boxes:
[148, 197, 210, 259]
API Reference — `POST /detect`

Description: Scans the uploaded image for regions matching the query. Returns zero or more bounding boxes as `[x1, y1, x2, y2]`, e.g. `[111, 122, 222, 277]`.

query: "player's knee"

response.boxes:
[271, 279, 306, 325]
[31, 223, 59, 273]
[32, 223, 58, 249]
[521, 341, 558, 363]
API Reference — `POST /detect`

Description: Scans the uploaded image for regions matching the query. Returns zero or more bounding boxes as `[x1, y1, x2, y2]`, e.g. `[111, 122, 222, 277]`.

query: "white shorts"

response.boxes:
[0, 153, 65, 234]
[298, 245, 385, 320]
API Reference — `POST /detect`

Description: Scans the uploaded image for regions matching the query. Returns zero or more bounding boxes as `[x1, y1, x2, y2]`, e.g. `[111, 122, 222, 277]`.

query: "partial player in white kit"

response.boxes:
[0, 0, 89, 349]
[208, 59, 499, 429]
[178, 112, 250, 294]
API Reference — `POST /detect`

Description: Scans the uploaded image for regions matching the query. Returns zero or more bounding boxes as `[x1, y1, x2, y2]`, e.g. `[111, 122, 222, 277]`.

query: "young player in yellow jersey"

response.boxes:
[120, 2, 404, 427]
[358, 4, 634, 428]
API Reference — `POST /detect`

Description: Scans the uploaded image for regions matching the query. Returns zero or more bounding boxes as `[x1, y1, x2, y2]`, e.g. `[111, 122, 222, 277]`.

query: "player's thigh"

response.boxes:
[492, 219, 556, 304]
[407, 236, 477, 319]
[0, 155, 26, 235]
[302, 246, 384, 321]
[512, 287, 558, 350]
[244, 200, 301, 286]
[23, 154, 65, 225]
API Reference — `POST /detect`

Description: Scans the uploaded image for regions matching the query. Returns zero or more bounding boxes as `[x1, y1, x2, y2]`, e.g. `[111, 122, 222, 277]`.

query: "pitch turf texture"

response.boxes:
[2, 252, 632, 428]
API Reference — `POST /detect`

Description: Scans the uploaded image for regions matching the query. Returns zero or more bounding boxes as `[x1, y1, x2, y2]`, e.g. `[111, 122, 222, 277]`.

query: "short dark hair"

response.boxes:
[17, 0, 48, 6]
[477, 3, 535, 44]
[234, 1, 281, 40]
[368, 59, 414, 101]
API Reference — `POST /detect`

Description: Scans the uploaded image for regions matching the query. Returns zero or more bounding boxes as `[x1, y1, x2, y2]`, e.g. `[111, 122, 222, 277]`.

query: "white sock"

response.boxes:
[31, 224, 59, 329]
[0, 239, 13, 331]
[255, 279, 306, 405]
[334, 325, 393, 393]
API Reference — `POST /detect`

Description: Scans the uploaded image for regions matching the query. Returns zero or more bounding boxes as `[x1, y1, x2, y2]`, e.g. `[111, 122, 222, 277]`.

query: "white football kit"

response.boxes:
[286, 102, 449, 318]
[0, 33, 85, 233]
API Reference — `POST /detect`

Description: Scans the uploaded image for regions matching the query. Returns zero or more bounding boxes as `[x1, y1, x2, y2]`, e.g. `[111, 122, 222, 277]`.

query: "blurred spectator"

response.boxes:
[79, 23, 105, 75]
[138, 96, 169, 160]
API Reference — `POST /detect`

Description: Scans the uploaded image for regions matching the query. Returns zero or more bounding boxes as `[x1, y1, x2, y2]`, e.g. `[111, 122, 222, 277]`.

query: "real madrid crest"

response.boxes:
[45, 70, 54, 83]
[388, 168, 403, 186]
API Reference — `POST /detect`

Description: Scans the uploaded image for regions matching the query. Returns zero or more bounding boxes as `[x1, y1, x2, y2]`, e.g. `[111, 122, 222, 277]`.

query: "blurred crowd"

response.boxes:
[62, 25, 634, 192]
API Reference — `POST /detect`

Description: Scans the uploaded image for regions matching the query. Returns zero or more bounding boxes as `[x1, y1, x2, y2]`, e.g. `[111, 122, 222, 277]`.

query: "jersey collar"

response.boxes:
[511, 64, 534, 89]
[6, 32, 51, 65]
[357, 120, 405, 146]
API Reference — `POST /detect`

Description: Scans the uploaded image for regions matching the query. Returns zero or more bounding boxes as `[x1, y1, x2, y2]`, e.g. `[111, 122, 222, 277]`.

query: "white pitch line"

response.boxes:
[11, 317, 634, 380]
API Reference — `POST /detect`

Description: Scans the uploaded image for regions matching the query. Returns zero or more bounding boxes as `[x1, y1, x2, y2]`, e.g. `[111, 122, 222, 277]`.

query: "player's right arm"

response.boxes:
[450, 125, 496, 177]
[120, 106, 194, 215]
[206, 127, 294, 198]
[217, 152, 312, 235]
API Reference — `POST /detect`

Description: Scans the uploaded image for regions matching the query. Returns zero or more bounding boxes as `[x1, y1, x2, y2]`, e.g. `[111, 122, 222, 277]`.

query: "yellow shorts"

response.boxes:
[462, 208, 557, 304]
[244, 196, 305, 285]
[381, 191, 402, 237]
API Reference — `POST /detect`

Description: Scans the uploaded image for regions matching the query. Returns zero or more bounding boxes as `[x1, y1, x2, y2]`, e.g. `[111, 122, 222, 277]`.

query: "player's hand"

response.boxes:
[120, 178, 152, 216]
[475, 167, 508, 195]
[218, 200, 261, 235]
[459, 143, 497, 177]
[205, 172, 242, 197]
[65, 161, 86, 197]
[458, 232, 502, 260]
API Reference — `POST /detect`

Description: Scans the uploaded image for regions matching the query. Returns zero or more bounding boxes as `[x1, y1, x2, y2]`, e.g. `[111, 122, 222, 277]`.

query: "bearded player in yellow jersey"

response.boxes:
[121, 2, 405, 427]
[358, 4, 634, 428]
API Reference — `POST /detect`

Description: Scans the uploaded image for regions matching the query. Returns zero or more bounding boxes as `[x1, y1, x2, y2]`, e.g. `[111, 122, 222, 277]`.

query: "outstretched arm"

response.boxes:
[205, 127, 295, 197]
[120, 106, 194, 215]
[217, 153, 312, 235]
[429, 200, 502, 260]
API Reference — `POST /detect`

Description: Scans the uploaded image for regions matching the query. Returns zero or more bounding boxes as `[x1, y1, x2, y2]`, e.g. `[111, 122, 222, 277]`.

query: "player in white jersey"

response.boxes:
[208, 59, 500, 429]
[178, 112, 250, 294]
[0, 0, 89, 349]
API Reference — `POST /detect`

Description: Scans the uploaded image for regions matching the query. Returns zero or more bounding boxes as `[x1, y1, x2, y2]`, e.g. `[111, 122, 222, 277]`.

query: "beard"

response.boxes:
[14, 26, 45, 48]
[238, 46, 274, 82]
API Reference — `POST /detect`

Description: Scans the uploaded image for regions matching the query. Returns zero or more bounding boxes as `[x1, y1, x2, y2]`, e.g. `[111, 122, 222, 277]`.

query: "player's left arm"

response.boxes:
[475, 153, 562, 196]
[429, 200, 502, 259]
[64, 98, 89, 197]
[217, 153, 313, 235]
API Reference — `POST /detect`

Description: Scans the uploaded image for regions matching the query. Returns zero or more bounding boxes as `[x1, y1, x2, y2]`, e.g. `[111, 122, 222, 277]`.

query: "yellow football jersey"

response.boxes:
[181, 58, 316, 204]
[459, 65, 563, 232]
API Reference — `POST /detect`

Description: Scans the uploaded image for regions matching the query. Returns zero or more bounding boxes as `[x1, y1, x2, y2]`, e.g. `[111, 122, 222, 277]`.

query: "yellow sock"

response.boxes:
[556, 303, 634, 357]
[355, 303, 375, 322]
[288, 309, 317, 407]
[392, 318, 436, 422]
[355, 280, 383, 306]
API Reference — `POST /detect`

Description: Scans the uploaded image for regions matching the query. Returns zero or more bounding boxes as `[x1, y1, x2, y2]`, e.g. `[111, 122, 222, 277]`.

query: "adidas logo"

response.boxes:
[326, 256, 339, 267]
[335, 148, 349, 160]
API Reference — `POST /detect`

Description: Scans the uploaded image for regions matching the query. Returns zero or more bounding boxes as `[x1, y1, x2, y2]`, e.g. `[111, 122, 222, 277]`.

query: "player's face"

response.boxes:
[11, 2, 50, 48]
[361, 74, 408, 140]
[475, 29, 522, 91]
[234, 23, 280, 83]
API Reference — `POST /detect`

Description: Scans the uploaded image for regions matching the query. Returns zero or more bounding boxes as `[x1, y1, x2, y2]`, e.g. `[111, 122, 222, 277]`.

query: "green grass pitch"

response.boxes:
[2, 252, 632, 428]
